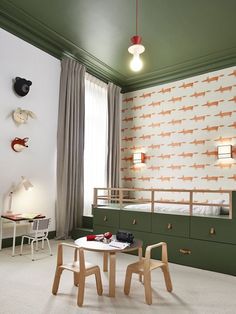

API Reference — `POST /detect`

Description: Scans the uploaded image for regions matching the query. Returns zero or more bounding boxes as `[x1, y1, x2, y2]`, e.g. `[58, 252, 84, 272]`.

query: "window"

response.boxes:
[84, 74, 108, 216]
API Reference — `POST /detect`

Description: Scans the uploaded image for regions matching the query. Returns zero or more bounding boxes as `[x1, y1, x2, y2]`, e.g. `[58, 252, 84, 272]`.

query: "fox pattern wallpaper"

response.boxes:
[121, 66, 236, 191]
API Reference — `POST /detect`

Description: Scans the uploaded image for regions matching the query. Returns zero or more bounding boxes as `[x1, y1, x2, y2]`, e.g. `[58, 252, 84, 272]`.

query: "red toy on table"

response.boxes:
[86, 232, 112, 241]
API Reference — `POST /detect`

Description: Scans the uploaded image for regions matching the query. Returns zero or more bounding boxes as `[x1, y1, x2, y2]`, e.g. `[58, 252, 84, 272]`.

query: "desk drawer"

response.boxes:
[190, 217, 236, 244]
[152, 213, 190, 237]
[120, 211, 151, 232]
[93, 209, 119, 228]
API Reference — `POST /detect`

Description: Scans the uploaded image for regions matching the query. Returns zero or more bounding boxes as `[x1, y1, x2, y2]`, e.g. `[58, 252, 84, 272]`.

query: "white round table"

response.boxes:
[74, 236, 143, 297]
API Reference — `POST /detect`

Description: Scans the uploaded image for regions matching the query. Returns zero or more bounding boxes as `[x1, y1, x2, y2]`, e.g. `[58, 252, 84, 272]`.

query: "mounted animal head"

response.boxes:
[11, 137, 29, 152]
[12, 107, 37, 124]
[13, 77, 32, 97]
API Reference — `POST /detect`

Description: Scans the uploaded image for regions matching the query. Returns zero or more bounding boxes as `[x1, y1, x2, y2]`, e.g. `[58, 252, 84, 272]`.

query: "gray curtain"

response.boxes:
[107, 82, 121, 188]
[56, 57, 86, 239]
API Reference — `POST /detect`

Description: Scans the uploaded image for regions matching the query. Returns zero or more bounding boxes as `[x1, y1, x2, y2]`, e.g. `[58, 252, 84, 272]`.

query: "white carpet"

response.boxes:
[0, 240, 235, 314]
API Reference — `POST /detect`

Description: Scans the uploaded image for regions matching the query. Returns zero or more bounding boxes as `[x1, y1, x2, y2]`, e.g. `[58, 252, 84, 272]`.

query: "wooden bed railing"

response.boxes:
[93, 187, 234, 218]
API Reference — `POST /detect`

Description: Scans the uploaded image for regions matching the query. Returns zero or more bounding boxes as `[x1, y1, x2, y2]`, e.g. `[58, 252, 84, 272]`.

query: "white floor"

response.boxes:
[0, 240, 235, 314]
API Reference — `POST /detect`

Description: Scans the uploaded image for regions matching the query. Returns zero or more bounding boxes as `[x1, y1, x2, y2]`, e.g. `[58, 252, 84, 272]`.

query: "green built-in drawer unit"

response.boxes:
[119, 210, 152, 233]
[190, 217, 236, 245]
[91, 203, 236, 276]
[93, 208, 120, 229]
[152, 213, 190, 238]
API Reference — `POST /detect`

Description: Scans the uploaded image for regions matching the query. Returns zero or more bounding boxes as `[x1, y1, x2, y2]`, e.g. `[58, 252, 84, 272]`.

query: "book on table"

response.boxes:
[108, 241, 130, 249]
[19, 213, 43, 219]
[2, 213, 43, 220]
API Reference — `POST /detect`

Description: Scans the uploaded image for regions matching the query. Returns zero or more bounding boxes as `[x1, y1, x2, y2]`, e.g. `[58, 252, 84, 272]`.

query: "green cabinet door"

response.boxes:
[93, 208, 120, 228]
[120, 210, 152, 232]
[152, 213, 190, 237]
[190, 216, 236, 244]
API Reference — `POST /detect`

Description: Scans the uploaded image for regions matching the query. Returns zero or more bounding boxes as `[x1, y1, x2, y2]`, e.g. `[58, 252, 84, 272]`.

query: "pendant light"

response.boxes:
[128, 0, 145, 72]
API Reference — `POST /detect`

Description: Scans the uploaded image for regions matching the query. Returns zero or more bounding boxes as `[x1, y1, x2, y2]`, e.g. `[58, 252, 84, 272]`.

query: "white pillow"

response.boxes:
[193, 199, 225, 216]
[208, 199, 225, 205]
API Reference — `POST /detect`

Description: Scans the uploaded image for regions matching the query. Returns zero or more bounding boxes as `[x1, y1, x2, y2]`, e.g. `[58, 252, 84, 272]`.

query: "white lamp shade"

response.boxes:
[217, 145, 232, 159]
[133, 152, 145, 164]
[7, 177, 33, 213]
[128, 44, 145, 72]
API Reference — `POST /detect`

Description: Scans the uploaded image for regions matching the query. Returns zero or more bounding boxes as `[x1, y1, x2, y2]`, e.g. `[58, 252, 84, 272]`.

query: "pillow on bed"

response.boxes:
[123, 204, 152, 212]
[208, 199, 225, 205]
[193, 199, 225, 216]
[220, 207, 229, 215]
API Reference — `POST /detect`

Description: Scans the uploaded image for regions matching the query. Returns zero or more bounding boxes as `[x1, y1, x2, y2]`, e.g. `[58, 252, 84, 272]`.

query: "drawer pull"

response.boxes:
[209, 227, 215, 235]
[167, 223, 172, 230]
[179, 248, 191, 255]
[103, 216, 107, 222]
[132, 219, 137, 225]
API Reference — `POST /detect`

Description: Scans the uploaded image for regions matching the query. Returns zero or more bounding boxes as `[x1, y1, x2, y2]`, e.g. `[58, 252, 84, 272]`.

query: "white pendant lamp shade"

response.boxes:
[128, 38, 145, 71]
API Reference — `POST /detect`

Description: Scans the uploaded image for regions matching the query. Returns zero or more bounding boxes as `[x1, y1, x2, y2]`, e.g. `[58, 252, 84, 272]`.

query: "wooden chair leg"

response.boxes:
[124, 267, 133, 295]
[52, 267, 63, 295]
[161, 265, 173, 292]
[138, 247, 143, 282]
[94, 268, 103, 295]
[143, 271, 152, 305]
[74, 272, 80, 286]
[77, 275, 85, 307]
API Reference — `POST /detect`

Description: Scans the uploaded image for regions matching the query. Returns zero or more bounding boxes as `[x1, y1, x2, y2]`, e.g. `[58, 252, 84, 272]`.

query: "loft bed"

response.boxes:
[93, 187, 234, 219]
[92, 188, 236, 276]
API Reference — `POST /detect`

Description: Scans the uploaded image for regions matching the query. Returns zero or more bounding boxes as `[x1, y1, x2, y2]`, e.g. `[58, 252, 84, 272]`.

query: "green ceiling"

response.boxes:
[0, 0, 236, 92]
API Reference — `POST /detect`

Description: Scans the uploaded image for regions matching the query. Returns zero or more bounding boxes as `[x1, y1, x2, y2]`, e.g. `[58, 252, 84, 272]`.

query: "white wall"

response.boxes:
[0, 28, 60, 237]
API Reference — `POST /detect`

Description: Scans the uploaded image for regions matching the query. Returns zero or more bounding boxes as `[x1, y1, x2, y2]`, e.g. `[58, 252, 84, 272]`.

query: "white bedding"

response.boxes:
[123, 201, 224, 216]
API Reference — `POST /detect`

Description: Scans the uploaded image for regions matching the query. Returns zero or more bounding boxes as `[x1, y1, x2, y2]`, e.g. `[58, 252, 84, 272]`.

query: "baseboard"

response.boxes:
[1, 230, 56, 249]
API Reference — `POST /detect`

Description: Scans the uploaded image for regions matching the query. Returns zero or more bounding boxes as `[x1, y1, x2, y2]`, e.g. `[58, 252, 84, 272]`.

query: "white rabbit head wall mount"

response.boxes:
[12, 107, 37, 125]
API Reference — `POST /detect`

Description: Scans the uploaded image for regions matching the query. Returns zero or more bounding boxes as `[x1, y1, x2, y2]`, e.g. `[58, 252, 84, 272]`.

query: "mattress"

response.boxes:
[123, 201, 224, 216]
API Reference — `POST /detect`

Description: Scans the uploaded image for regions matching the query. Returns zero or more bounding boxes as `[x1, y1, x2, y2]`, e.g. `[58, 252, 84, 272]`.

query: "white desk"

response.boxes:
[74, 236, 143, 297]
[0, 214, 45, 256]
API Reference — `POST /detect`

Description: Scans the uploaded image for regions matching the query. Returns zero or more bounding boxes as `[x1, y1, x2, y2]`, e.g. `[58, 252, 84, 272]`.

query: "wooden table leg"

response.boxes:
[109, 252, 116, 297]
[103, 252, 108, 272]
[74, 248, 78, 286]
[138, 246, 143, 282]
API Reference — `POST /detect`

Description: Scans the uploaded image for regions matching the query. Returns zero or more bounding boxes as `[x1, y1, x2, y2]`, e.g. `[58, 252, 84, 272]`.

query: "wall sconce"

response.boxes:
[217, 145, 232, 159]
[133, 152, 145, 164]
[7, 176, 33, 214]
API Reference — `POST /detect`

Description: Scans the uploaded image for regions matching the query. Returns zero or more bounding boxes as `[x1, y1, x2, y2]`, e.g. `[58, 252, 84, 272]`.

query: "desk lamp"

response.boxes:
[7, 176, 33, 214]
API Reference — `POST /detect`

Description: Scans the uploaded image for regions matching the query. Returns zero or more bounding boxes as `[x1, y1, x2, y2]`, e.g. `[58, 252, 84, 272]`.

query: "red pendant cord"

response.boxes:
[130, 0, 142, 45]
[131, 0, 142, 45]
